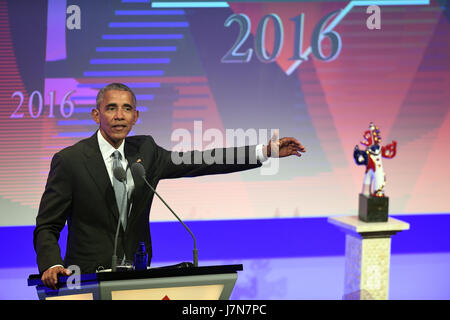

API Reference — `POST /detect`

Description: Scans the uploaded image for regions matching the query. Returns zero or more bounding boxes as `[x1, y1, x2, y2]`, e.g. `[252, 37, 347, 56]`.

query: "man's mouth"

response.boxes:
[112, 124, 127, 131]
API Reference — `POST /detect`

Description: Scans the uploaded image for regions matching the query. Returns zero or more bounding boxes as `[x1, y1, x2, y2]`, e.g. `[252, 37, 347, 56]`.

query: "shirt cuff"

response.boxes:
[49, 264, 64, 270]
[255, 144, 269, 163]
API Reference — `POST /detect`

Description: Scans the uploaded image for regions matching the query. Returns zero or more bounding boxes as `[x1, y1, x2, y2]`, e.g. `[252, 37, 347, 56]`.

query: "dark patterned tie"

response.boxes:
[112, 150, 127, 230]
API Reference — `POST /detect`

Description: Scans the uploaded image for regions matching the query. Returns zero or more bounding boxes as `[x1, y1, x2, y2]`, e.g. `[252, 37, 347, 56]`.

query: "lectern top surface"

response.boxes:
[28, 264, 243, 287]
[328, 215, 410, 233]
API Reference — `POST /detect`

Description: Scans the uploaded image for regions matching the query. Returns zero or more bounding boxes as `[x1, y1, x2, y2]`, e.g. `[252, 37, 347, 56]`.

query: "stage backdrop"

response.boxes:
[0, 0, 449, 226]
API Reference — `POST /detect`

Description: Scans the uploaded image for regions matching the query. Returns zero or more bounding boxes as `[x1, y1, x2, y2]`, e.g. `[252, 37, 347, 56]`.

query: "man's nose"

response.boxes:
[114, 108, 125, 119]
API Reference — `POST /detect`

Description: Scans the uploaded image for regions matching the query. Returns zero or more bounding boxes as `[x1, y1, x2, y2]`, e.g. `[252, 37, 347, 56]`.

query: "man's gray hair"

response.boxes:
[96, 83, 136, 109]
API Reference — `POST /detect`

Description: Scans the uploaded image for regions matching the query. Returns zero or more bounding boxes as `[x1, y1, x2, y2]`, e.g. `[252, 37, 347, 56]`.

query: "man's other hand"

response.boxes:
[41, 266, 72, 290]
[264, 130, 306, 158]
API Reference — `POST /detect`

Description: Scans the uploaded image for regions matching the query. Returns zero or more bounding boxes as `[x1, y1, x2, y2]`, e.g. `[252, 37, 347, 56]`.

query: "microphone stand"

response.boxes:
[132, 163, 198, 267]
[112, 169, 128, 272]
[144, 178, 198, 267]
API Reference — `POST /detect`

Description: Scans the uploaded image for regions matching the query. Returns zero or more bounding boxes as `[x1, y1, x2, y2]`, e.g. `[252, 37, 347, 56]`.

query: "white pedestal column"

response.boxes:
[328, 216, 409, 300]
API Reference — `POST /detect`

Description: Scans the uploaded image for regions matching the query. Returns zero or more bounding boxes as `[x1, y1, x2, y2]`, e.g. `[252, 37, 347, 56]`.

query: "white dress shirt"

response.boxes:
[97, 130, 135, 199]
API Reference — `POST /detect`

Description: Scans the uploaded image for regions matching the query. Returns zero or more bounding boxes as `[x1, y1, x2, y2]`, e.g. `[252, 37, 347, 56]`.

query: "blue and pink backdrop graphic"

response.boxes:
[1, 0, 449, 225]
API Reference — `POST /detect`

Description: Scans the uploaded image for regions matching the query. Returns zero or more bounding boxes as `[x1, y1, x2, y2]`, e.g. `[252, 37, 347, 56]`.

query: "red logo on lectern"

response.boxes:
[162, 295, 170, 300]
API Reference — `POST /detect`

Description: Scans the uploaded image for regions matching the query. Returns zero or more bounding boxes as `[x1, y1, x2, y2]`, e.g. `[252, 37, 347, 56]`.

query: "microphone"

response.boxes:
[113, 166, 127, 182]
[131, 162, 198, 267]
[111, 166, 128, 272]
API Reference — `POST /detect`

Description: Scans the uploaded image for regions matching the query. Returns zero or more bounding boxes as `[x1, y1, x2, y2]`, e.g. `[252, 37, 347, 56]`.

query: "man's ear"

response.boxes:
[92, 108, 100, 124]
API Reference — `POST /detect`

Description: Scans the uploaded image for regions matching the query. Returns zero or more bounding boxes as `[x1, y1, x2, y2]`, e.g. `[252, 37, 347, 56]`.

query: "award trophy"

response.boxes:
[353, 123, 397, 222]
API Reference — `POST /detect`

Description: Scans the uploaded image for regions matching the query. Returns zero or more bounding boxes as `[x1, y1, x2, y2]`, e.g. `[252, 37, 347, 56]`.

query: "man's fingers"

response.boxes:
[52, 273, 58, 288]
[280, 137, 306, 152]
[42, 269, 56, 289]
[267, 136, 306, 158]
[43, 275, 57, 290]
[290, 141, 305, 152]
[42, 266, 71, 290]
[289, 146, 302, 157]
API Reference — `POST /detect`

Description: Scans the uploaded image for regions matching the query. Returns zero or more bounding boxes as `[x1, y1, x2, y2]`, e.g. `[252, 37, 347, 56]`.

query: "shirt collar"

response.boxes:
[97, 130, 125, 162]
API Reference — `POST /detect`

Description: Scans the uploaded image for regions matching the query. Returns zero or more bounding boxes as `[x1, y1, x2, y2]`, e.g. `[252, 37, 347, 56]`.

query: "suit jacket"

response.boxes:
[33, 132, 262, 274]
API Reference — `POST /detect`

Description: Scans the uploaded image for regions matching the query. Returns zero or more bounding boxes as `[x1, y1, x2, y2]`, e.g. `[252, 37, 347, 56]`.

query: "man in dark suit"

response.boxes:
[34, 83, 305, 289]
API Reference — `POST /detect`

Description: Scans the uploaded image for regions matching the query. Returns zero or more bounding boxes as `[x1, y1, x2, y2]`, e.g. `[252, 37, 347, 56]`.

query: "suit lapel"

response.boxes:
[82, 132, 120, 222]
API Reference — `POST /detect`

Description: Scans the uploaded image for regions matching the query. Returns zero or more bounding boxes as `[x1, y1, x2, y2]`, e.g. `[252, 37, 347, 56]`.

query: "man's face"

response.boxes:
[92, 89, 139, 148]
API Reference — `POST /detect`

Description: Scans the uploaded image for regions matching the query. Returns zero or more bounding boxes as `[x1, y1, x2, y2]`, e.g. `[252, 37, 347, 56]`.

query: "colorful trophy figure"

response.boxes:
[353, 122, 397, 222]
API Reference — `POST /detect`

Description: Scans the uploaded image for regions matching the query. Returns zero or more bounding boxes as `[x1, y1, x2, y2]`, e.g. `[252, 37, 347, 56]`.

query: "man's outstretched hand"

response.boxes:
[264, 130, 306, 158]
[41, 266, 72, 290]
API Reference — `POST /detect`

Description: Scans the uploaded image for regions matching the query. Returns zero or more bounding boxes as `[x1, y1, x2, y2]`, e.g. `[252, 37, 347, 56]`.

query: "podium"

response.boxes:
[328, 216, 409, 300]
[28, 264, 243, 300]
